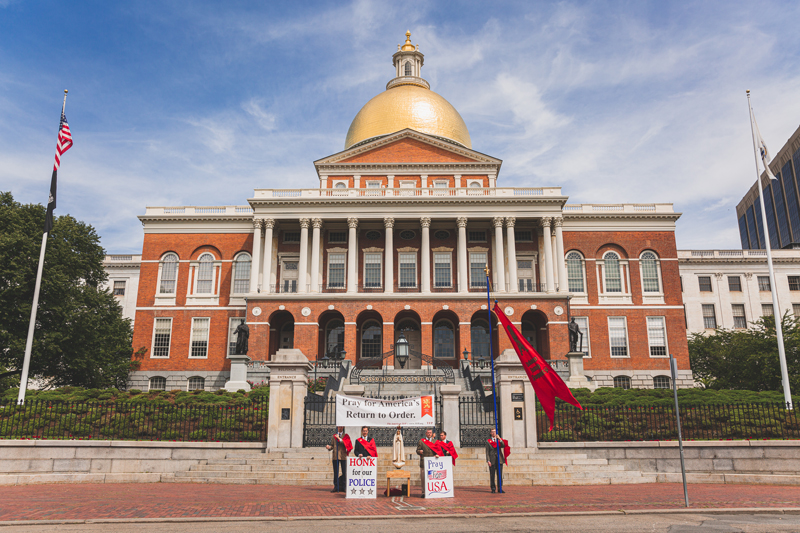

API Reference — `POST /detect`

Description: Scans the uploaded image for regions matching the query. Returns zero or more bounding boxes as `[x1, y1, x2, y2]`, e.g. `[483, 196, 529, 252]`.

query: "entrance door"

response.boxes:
[395, 319, 421, 369]
[280, 323, 294, 349]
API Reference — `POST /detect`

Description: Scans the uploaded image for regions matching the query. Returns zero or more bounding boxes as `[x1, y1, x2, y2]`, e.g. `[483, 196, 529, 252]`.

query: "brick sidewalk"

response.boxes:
[0, 483, 799, 522]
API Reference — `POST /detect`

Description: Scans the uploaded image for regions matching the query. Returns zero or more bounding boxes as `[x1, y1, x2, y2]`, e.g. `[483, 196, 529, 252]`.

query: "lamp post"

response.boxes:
[462, 348, 470, 361]
[395, 333, 409, 369]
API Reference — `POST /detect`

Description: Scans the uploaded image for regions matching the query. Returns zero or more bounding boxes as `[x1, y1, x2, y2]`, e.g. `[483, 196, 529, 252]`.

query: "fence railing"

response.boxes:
[0, 400, 269, 442]
[459, 395, 500, 447]
[537, 402, 800, 442]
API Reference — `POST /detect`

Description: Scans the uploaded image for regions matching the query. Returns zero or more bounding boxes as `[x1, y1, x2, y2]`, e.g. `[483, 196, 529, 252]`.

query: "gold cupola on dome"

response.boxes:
[344, 31, 472, 149]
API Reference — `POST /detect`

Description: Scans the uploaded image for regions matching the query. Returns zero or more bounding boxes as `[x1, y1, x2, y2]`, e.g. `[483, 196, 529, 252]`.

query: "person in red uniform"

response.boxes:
[416, 428, 441, 497]
[326, 426, 352, 493]
[437, 430, 458, 465]
[486, 428, 510, 494]
[354, 426, 377, 458]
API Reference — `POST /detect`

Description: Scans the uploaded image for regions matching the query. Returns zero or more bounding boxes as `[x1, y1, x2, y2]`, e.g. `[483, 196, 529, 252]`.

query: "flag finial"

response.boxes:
[746, 89, 750, 94]
[484, 265, 490, 275]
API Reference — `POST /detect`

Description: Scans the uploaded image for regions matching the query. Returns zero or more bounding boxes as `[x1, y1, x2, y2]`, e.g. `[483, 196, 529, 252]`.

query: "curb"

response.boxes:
[1, 507, 799, 526]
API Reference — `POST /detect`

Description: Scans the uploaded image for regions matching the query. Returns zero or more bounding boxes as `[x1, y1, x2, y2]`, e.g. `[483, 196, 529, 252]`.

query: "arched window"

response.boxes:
[187, 376, 205, 391]
[404, 61, 412, 76]
[325, 320, 345, 357]
[434, 320, 455, 359]
[469, 181, 482, 188]
[522, 321, 537, 349]
[196, 253, 215, 294]
[613, 376, 631, 389]
[566, 251, 585, 293]
[335, 182, 347, 189]
[149, 376, 166, 391]
[470, 319, 490, 360]
[653, 375, 671, 389]
[159, 253, 178, 294]
[640, 251, 661, 293]
[232, 253, 251, 294]
[361, 320, 382, 358]
[603, 252, 622, 293]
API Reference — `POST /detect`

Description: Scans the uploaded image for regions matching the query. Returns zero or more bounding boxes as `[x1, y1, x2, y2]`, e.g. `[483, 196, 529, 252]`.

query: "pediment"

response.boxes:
[314, 129, 501, 168]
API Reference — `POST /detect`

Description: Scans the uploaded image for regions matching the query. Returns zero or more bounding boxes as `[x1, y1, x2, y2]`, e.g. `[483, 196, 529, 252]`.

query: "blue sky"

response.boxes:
[2, 0, 800, 254]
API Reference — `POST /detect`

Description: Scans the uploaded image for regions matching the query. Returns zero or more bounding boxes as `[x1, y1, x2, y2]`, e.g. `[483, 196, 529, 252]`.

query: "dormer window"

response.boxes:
[404, 61, 412, 76]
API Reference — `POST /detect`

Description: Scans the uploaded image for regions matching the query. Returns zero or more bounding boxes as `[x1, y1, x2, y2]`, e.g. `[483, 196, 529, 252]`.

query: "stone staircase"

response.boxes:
[167, 447, 657, 486]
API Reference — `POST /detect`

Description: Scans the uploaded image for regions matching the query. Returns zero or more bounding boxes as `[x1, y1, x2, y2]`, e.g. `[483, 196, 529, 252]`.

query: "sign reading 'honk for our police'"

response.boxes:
[346, 456, 377, 499]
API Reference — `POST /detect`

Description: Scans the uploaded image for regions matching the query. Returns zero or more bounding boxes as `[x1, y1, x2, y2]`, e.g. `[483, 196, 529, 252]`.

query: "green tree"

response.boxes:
[688, 313, 800, 393]
[0, 191, 135, 389]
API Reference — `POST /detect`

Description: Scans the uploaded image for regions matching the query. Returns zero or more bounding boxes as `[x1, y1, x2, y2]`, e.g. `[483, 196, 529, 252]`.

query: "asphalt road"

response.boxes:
[2, 513, 800, 532]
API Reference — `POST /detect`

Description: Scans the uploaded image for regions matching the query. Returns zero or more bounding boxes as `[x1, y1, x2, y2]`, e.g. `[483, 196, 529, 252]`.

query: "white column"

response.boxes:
[421, 217, 431, 293]
[457, 217, 468, 293]
[249, 219, 263, 293]
[347, 217, 358, 293]
[310, 218, 322, 293]
[493, 217, 505, 292]
[298, 218, 310, 293]
[421, 175, 428, 188]
[387, 175, 394, 193]
[554, 217, 567, 293]
[353, 175, 361, 189]
[506, 217, 518, 293]
[262, 219, 274, 293]
[384, 217, 394, 293]
[541, 217, 555, 293]
[551, 232, 559, 291]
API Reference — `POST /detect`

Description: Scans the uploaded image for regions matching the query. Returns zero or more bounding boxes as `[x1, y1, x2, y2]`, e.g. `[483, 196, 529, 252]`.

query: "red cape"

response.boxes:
[421, 438, 442, 455]
[334, 433, 353, 454]
[356, 437, 377, 458]
[487, 438, 510, 465]
[439, 440, 458, 465]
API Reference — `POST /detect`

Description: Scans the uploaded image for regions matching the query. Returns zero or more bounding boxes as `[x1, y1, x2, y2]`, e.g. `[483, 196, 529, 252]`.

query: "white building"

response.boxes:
[679, 249, 800, 334]
[101, 254, 141, 324]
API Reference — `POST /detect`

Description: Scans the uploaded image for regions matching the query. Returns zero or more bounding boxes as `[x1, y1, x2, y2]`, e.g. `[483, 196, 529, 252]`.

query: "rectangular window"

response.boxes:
[790, 276, 800, 291]
[794, 304, 800, 317]
[152, 318, 172, 358]
[228, 317, 246, 355]
[364, 253, 382, 288]
[762, 303, 774, 317]
[518, 258, 534, 292]
[702, 304, 717, 329]
[281, 259, 298, 293]
[646, 317, 667, 357]
[514, 230, 532, 242]
[283, 231, 300, 243]
[758, 276, 771, 291]
[608, 317, 629, 357]
[728, 276, 741, 292]
[680, 276, 683, 292]
[573, 317, 590, 357]
[328, 231, 347, 243]
[327, 253, 346, 288]
[698, 276, 712, 292]
[190, 318, 210, 358]
[468, 230, 486, 242]
[113, 281, 126, 296]
[731, 304, 747, 329]
[433, 252, 452, 288]
[470, 252, 488, 288]
[398, 253, 417, 288]
[366, 181, 381, 188]
[433, 180, 448, 188]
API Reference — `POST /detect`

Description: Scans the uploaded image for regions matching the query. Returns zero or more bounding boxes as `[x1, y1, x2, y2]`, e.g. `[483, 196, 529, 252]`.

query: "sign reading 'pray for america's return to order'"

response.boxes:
[335, 395, 435, 427]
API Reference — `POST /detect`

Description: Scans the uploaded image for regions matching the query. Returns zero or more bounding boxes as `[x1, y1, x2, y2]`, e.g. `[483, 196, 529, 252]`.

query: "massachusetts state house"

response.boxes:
[129, 33, 692, 392]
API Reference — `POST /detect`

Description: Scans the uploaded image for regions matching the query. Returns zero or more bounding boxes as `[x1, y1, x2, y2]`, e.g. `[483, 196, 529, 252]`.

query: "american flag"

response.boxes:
[54, 111, 73, 171]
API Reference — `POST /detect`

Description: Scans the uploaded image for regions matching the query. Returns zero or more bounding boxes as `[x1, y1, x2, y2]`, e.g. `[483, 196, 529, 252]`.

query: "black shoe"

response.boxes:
[331, 489, 338, 493]
[491, 489, 495, 493]
[499, 490, 505, 493]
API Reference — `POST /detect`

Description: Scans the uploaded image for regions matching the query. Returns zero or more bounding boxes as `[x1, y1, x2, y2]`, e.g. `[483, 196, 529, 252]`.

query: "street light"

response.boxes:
[462, 348, 470, 361]
[339, 349, 347, 361]
[395, 333, 409, 369]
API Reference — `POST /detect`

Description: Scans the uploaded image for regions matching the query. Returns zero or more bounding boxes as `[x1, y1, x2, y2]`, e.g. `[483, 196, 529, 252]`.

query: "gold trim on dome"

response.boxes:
[401, 30, 415, 52]
[344, 85, 472, 149]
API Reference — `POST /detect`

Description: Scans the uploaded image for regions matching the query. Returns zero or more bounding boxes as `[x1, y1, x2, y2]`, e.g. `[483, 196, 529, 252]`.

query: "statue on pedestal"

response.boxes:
[392, 427, 405, 469]
[568, 317, 582, 353]
[235, 322, 250, 356]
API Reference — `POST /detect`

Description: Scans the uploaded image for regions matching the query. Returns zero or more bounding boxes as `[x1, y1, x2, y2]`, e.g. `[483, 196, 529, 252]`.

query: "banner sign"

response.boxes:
[346, 456, 377, 499]
[335, 395, 435, 427]
[424, 456, 454, 498]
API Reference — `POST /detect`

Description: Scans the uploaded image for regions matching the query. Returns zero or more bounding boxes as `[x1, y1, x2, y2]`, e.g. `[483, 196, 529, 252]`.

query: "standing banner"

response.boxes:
[345, 456, 377, 499]
[335, 395, 435, 427]
[424, 456, 454, 498]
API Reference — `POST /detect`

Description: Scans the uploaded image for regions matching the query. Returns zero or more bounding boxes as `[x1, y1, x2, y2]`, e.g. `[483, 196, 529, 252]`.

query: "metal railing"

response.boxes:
[0, 399, 269, 442]
[459, 395, 500, 447]
[537, 402, 800, 442]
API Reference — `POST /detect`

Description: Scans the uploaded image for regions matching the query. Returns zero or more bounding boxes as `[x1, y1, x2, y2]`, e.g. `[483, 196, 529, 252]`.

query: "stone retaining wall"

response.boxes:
[540, 441, 800, 485]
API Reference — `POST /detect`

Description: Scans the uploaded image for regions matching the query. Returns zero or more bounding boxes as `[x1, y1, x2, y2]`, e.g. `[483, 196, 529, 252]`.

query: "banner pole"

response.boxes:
[670, 353, 689, 507]
[484, 265, 502, 493]
[17, 232, 48, 405]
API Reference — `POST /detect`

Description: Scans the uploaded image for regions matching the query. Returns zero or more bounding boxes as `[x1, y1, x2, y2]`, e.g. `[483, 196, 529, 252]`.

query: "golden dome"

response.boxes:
[344, 84, 472, 149]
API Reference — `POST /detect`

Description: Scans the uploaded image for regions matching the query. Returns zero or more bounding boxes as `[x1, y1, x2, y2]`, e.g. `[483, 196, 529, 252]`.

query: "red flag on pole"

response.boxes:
[493, 302, 582, 430]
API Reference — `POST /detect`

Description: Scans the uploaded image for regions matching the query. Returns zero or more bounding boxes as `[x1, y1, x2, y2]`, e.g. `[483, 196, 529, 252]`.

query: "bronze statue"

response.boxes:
[568, 317, 582, 353]
[234, 322, 250, 355]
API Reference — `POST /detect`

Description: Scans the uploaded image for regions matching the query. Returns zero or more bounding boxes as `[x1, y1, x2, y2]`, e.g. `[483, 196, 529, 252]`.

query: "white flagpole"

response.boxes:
[17, 90, 68, 405]
[746, 90, 793, 410]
